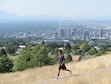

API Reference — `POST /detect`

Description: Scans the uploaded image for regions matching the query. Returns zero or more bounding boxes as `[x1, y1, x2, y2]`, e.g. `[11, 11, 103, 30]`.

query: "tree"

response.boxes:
[47, 42, 58, 54]
[66, 54, 72, 63]
[53, 47, 58, 55]
[65, 43, 71, 54]
[87, 47, 97, 55]
[100, 45, 108, 52]
[72, 44, 76, 51]
[48, 42, 58, 50]
[0, 48, 13, 73]
[0, 48, 7, 56]
[79, 42, 91, 54]
[16, 45, 55, 71]
[0, 56, 13, 73]
[6, 44, 18, 55]
[41, 40, 44, 45]
[65, 43, 71, 50]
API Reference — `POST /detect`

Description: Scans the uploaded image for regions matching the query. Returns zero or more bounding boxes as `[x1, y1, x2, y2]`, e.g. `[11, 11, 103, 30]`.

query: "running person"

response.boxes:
[56, 50, 72, 79]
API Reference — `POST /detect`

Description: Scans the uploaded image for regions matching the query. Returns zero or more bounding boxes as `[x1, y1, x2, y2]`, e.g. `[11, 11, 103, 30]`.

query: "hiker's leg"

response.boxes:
[63, 65, 71, 73]
[57, 66, 61, 76]
[57, 69, 61, 76]
[63, 68, 72, 74]
[65, 68, 70, 71]
[62, 65, 70, 71]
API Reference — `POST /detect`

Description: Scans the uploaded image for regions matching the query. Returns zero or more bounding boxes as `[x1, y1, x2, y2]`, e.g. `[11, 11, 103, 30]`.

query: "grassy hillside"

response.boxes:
[0, 53, 111, 84]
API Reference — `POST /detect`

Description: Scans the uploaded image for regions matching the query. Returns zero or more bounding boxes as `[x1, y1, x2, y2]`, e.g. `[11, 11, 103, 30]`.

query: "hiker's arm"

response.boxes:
[61, 60, 65, 66]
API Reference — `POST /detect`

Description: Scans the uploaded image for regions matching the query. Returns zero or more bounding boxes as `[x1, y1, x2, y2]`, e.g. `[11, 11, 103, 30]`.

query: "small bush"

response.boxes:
[0, 56, 13, 73]
[66, 55, 72, 63]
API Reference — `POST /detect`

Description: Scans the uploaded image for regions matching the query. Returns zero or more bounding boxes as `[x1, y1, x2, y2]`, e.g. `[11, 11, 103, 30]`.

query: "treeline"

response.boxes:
[0, 38, 72, 72]
[0, 37, 26, 55]
[15, 43, 72, 71]
[0, 37, 26, 73]
[72, 42, 110, 56]
[15, 45, 57, 71]
[0, 38, 111, 73]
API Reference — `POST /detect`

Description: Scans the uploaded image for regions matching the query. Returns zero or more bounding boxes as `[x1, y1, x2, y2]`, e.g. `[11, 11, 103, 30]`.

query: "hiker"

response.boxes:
[56, 50, 72, 79]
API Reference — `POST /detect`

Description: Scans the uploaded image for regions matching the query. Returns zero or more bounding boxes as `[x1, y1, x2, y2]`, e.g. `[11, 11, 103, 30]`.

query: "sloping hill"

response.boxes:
[0, 53, 111, 84]
[0, 10, 18, 18]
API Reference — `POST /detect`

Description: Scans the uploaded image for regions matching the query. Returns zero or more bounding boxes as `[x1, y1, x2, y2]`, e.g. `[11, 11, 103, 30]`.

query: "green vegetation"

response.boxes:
[0, 38, 111, 73]
[79, 42, 91, 55]
[65, 43, 71, 54]
[65, 54, 72, 63]
[72, 41, 110, 57]
[0, 56, 13, 73]
[16, 45, 56, 71]
[0, 49, 13, 73]
[87, 47, 97, 55]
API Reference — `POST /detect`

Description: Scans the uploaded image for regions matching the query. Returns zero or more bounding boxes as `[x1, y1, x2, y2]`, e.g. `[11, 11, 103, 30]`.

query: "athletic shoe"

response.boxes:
[69, 70, 72, 74]
[56, 76, 59, 79]
[54, 75, 59, 79]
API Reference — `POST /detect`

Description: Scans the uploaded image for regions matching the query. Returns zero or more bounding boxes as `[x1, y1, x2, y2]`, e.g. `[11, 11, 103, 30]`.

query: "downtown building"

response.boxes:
[58, 28, 71, 39]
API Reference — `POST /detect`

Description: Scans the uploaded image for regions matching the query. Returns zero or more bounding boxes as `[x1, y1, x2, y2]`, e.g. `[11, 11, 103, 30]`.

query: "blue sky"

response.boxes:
[0, 0, 111, 17]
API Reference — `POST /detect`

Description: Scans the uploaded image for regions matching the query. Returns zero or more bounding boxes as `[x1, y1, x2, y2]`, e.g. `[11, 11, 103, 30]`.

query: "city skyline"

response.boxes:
[0, 0, 111, 19]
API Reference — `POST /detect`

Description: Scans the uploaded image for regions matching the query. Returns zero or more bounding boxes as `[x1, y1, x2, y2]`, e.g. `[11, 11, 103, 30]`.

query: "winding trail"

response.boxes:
[36, 67, 111, 84]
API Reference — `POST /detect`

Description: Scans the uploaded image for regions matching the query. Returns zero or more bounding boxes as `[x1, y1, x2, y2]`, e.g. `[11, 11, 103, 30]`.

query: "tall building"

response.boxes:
[71, 28, 76, 40]
[83, 30, 90, 40]
[58, 28, 65, 38]
[64, 28, 71, 39]
[58, 28, 71, 39]
[53, 32, 58, 39]
[74, 29, 83, 40]
[99, 28, 104, 37]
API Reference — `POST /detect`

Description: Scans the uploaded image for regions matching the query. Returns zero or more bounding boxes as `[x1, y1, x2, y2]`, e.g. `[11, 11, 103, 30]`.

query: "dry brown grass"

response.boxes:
[0, 53, 111, 84]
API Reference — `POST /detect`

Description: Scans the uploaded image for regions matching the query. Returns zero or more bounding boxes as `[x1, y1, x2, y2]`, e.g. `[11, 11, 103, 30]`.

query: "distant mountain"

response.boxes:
[68, 15, 111, 21]
[22, 15, 66, 20]
[0, 10, 111, 21]
[0, 10, 18, 18]
[0, 10, 66, 20]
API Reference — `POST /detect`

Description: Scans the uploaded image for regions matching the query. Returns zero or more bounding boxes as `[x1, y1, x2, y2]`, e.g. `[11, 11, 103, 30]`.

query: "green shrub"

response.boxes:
[16, 45, 57, 71]
[66, 55, 72, 63]
[0, 56, 13, 73]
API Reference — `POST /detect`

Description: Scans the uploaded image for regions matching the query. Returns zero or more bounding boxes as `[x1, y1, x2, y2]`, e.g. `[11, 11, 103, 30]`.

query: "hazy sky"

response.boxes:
[0, 0, 111, 17]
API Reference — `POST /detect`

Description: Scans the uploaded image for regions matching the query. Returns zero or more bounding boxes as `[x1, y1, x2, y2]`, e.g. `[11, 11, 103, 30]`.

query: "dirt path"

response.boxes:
[36, 67, 111, 84]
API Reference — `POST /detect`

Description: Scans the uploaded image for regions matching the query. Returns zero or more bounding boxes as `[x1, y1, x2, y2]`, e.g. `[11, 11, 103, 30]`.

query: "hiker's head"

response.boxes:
[58, 50, 63, 55]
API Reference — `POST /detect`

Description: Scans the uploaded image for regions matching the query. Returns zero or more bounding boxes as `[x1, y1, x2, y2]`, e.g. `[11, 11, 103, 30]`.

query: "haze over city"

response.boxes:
[0, 0, 111, 36]
[0, 0, 111, 20]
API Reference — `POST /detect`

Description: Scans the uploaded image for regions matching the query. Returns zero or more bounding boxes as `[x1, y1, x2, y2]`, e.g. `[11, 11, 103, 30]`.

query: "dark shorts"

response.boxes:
[59, 65, 66, 70]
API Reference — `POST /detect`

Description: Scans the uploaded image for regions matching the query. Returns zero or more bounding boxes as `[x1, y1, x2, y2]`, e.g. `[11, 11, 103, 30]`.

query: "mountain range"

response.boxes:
[0, 10, 18, 18]
[0, 10, 66, 20]
[1, 10, 111, 20]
